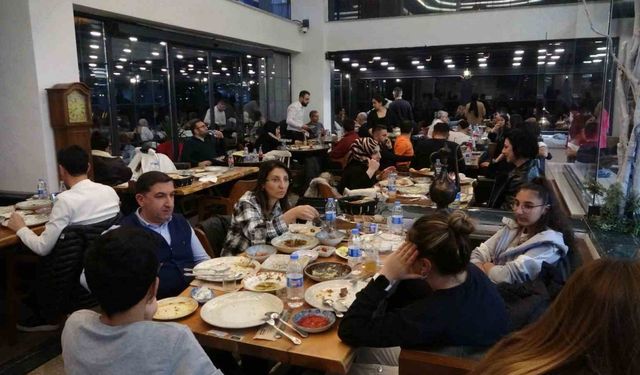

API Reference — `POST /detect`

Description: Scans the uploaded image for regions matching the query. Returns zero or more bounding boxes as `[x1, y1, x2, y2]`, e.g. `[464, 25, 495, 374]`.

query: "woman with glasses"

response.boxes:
[471, 178, 574, 284]
[223, 160, 319, 255]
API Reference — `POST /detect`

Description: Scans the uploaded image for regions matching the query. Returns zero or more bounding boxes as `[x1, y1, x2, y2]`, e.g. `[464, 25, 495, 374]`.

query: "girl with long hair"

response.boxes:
[473, 177, 574, 284]
[364, 94, 389, 136]
[471, 258, 640, 375]
[223, 160, 319, 255]
[254, 121, 281, 153]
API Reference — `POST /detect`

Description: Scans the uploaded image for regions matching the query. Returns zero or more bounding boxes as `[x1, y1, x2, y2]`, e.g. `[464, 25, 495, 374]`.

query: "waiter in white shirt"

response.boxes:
[204, 99, 236, 137]
[286, 90, 311, 140]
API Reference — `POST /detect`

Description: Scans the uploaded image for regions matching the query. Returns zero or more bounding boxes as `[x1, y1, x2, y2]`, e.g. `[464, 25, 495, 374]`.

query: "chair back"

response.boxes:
[196, 215, 232, 258]
[194, 227, 215, 258]
[318, 183, 338, 199]
[229, 179, 257, 210]
[264, 150, 292, 168]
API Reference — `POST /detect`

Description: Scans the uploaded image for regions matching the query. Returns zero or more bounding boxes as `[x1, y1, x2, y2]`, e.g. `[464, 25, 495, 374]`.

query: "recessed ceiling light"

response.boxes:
[478, 58, 487, 62]
[396, 79, 401, 82]
[447, 64, 455, 68]
[590, 53, 607, 57]
[479, 63, 487, 67]
[387, 66, 395, 70]
[89, 44, 99, 49]
[359, 67, 367, 71]
[583, 60, 593, 64]
[188, 68, 194, 71]
[197, 70, 202, 74]
[550, 56, 560, 60]
[159, 41, 167, 46]
[592, 59, 603, 63]
[373, 56, 381, 60]
[89, 55, 98, 59]
[118, 57, 127, 62]
[188, 64, 194, 68]
[123, 48, 132, 53]
[411, 60, 419, 65]
[113, 72, 120, 75]
[345, 74, 350, 78]
[547, 61, 556, 65]
[197, 57, 204, 61]
[514, 50, 525, 55]
[129, 37, 138, 42]
[246, 55, 252, 58]
[151, 52, 160, 56]
[130, 78, 137, 84]
[555, 48, 565, 53]
[90, 31, 101, 37]
[512, 62, 521, 66]
[595, 40, 604, 43]
[341, 57, 350, 62]
[212, 72, 220, 75]
[537, 56, 546, 60]
[161, 68, 167, 72]
[216, 59, 222, 63]
[351, 62, 359, 67]
[417, 65, 425, 69]
[380, 61, 389, 66]
[247, 63, 253, 67]
[225, 73, 230, 76]
[538, 61, 545, 65]
[176, 54, 183, 59]
[115, 65, 123, 69]
[513, 57, 523, 61]
[221, 67, 228, 71]
[139, 67, 146, 71]
[597, 47, 607, 51]
[145, 60, 152, 64]
[88, 63, 97, 67]
[538, 49, 547, 53]
[444, 59, 453, 64]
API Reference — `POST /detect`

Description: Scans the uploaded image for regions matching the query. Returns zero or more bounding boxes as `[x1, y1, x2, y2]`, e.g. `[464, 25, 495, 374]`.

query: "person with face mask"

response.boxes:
[338, 210, 508, 374]
[472, 178, 574, 284]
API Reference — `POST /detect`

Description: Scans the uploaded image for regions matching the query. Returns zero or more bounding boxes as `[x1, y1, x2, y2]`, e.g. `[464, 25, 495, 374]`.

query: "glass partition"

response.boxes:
[239, 0, 291, 19]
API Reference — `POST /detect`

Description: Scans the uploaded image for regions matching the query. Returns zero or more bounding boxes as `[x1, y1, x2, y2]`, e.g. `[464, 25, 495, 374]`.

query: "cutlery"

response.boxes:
[264, 319, 302, 344]
[323, 298, 344, 318]
[267, 312, 308, 338]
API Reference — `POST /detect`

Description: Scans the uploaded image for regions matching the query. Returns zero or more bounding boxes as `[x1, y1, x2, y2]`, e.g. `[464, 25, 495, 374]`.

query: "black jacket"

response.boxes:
[488, 158, 542, 210]
[410, 138, 466, 174]
[338, 160, 377, 193]
[92, 155, 132, 186]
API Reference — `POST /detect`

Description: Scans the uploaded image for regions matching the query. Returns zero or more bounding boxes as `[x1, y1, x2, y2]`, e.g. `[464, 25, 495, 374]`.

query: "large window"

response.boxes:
[239, 0, 291, 19]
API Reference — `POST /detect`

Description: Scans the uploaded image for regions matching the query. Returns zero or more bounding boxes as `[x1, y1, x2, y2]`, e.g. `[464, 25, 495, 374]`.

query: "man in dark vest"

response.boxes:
[120, 171, 210, 298]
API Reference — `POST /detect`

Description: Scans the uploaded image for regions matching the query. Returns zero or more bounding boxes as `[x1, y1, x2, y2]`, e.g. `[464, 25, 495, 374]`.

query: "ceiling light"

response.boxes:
[479, 63, 487, 67]
[115, 65, 123, 69]
[88, 63, 97, 67]
[341, 57, 350, 62]
[447, 64, 455, 68]
[380, 61, 389, 66]
[592, 59, 603, 63]
[123, 48, 131, 53]
[89, 55, 98, 59]
[583, 60, 592, 64]
[513, 57, 523, 61]
[417, 65, 425, 69]
[387, 66, 395, 70]
[176, 54, 183, 59]
[351, 62, 359, 67]
[225, 73, 230, 76]
[216, 59, 222, 63]
[188, 64, 194, 68]
[537, 56, 546, 60]
[113, 72, 120, 76]
[117, 57, 126, 62]
[537, 61, 545, 65]
[538, 49, 547, 53]
[444, 59, 453, 63]
[247, 63, 253, 67]
[144, 60, 151, 65]
[478, 58, 487, 62]
[139, 67, 146, 71]
[89, 44, 99, 49]
[396, 79, 401, 82]
[547, 61, 556, 65]
[129, 36, 138, 42]
[248, 70, 255, 74]
[359, 67, 367, 71]
[550, 56, 560, 60]
[463, 69, 471, 77]
[246, 55, 252, 58]
[212, 72, 220, 75]
[188, 68, 194, 71]
[203, 78, 208, 82]
[161, 68, 167, 72]
[514, 50, 525, 55]
[90, 31, 101, 37]
[411, 60, 419, 65]
[595, 40, 604, 43]
[373, 56, 381, 60]
[597, 47, 607, 51]
[512, 62, 521, 66]
[221, 67, 228, 71]
[180, 69, 185, 73]
[590, 53, 607, 57]
[197, 70, 202, 74]
[159, 41, 167, 46]
[555, 48, 565, 53]
[130, 78, 137, 84]
[197, 57, 204, 61]
[151, 52, 160, 56]
[345, 74, 350, 78]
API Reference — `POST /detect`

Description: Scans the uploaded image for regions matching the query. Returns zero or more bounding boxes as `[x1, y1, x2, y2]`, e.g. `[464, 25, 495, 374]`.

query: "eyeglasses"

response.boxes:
[512, 201, 548, 213]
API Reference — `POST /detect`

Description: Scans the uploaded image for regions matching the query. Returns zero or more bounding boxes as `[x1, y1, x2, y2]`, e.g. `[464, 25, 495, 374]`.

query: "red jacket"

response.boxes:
[329, 131, 359, 160]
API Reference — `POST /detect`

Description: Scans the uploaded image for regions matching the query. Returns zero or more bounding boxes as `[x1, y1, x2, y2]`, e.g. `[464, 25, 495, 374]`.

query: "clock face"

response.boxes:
[67, 90, 88, 123]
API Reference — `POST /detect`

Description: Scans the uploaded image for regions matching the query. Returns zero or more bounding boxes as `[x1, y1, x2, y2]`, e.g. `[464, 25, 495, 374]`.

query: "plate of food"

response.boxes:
[242, 271, 287, 292]
[313, 245, 336, 258]
[409, 168, 434, 177]
[304, 262, 351, 282]
[397, 184, 429, 195]
[335, 246, 348, 260]
[0, 206, 14, 218]
[271, 233, 318, 254]
[153, 296, 199, 320]
[288, 223, 322, 237]
[15, 199, 52, 211]
[200, 291, 283, 329]
[192, 257, 260, 282]
[261, 254, 313, 272]
[396, 177, 414, 187]
[2, 213, 49, 227]
[304, 279, 368, 312]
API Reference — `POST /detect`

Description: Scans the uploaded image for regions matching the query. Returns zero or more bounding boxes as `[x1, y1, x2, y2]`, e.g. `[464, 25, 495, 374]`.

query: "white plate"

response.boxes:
[242, 271, 287, 292]
[261, 254, 312, 272]
[0, 206, 14, 217]
[153, 296, 198, 320]
[335, 246, 348, 260]
[304, 279, 368, 312]
[292, 249, 319, 263]
[271, 233, 319, 254]
[312, 245, 336, 258]
[204, 166, 230, 173]
[359, 232, 404, 253]
[193, 257, 260, 282]
[15, 199, 52, 211]
[200, 291, 283, 329]
[2, 213, 49, 227]
[288, 223, 322, 237]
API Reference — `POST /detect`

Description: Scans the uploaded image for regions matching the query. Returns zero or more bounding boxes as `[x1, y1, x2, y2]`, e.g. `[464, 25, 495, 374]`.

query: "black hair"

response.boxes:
[372, 94, 384, 104]
[342, 118, 356, 132]
[372, 124, 388, 133]
[433, 122, 450, 135]
[299, 90, 310, 98]
[135, 171, 173, 194]
[457, 119, 470, 130]
[57, 145, 89, 176]
[505, 128, 539, 160]
[309, 110, 319, 118]
[400, 120, 413, 134]
[264, 120, 279, 134]
[91, 131, 109, 151]
[468, 93, 479, 117]
[335, 106, 345, 115]
[253, 160, 291, 216]
[84, 227, 159, 317]
[186, 118, 204, 132]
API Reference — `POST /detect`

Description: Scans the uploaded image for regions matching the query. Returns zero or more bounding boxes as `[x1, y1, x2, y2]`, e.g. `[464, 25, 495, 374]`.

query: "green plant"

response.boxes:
[592, 183, 640, 236]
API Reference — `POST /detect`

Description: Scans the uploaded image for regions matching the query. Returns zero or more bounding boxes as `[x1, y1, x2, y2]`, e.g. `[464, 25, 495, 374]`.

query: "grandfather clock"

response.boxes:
[46, 82, 93, 157]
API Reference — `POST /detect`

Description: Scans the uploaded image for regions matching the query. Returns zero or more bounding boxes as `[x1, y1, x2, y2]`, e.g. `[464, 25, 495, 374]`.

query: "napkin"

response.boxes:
[253, 310, 291, 341]
[343, 187, 379, 199]
[199, 175, 218, 183]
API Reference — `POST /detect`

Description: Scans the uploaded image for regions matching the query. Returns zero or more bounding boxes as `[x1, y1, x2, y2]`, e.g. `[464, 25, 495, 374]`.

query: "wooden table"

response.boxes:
[178, 253, 357, 375]
[0, 225, 43, 249]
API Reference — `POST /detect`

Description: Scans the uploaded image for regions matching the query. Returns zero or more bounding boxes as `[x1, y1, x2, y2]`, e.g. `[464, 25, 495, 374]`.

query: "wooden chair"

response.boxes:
[399, 349, 479, 375]
[194, 227, 215, 258]
[318, 183, 339, 199]
[198, 179, 257, 219]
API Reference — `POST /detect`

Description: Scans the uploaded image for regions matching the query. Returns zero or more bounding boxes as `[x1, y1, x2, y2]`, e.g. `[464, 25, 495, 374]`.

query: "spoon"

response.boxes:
[323, 298, 344, 318]
[264, 318, 302, 344]
[267, 312, 308, 338]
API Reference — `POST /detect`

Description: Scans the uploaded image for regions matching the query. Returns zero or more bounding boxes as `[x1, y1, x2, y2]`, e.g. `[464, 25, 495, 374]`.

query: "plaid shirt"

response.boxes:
[222, 191, 289, 256]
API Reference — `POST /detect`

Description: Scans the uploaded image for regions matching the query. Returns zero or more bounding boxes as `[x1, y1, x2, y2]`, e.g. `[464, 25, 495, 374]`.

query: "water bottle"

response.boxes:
[227, 151, 234, 168]
[286, 254, 304, 308]
[36, 179, 48, 199]
[387, 171, 397, 198]
[390, 201, 404, 235]
[434, 159, 442, 176]
[258, 145, 263, 161]
[464, 143, 473, 164]
[325, 198, 336, 232]
[347, 228, 362, 269]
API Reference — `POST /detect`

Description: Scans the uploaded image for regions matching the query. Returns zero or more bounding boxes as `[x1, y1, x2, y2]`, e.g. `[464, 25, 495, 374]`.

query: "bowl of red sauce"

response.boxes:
[292, 309, 336, 333]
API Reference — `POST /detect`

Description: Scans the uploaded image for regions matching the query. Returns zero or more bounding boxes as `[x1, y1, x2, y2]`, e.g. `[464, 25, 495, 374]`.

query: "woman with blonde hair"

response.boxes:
[471, 258, 640, 375]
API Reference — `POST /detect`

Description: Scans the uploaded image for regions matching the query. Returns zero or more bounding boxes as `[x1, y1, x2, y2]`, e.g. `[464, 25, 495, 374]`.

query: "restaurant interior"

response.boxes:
[1, 0, 639, 374]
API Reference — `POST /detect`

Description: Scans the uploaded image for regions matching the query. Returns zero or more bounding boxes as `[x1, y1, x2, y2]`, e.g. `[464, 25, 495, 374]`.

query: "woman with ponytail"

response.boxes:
[472, 177, 574, 284]
[338, 211, 508, 374]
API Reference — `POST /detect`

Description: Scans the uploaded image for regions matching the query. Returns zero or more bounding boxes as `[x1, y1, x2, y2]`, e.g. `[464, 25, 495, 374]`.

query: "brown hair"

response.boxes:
[253, 160, 291, 217]
[407, 210, 475, 275]
[471, 258, 640, 375]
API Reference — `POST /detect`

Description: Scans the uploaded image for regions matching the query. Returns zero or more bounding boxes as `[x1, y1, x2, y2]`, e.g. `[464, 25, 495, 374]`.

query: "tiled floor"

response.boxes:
[27, 356, 64, 375]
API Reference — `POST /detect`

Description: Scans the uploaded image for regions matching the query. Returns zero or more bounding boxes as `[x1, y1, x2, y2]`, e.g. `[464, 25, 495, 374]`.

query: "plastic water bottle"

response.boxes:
[36, 179, 48, 199]
[347, 228, 362, 269]
[434, 159, 442, 176]
[387, 171, 397, 198]
[286, 254, 304, 308]
[390, 201, 404, 235]
[325, 198, 336, 232]
[258, 145, 263, 161]
[464, 143, 473, 164]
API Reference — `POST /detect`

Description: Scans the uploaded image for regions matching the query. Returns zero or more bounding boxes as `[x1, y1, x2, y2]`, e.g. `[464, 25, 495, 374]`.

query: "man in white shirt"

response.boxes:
[204, 99, 236, 136]
[7, 146, 121, 257]
[286, 90, 311, 140]
[448, 119, 472, 145]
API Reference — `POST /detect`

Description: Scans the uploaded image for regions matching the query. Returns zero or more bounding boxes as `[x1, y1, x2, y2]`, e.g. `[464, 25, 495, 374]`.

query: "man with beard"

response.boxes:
[286, 90, 311, 140]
